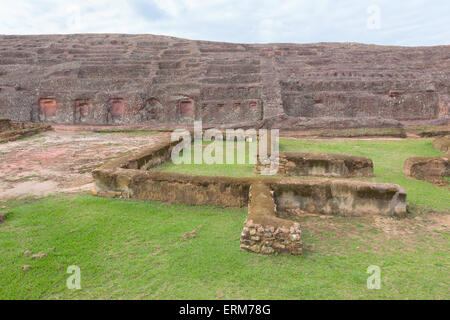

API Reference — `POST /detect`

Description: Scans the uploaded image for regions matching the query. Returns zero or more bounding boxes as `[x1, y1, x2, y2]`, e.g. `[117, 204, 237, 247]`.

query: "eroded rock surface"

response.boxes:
[434, 136, 450, 156]
[404, 156, 449, 184]
[0, 34, 448, 127]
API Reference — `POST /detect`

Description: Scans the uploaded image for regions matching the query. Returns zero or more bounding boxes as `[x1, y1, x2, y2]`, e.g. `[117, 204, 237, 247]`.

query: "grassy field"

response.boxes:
[0, 195, 448, 300]
[0, 138, 448, 299]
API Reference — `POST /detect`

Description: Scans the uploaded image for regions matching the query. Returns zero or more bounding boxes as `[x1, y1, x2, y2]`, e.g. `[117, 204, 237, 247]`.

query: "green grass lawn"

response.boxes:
[1, 195, 448, 300]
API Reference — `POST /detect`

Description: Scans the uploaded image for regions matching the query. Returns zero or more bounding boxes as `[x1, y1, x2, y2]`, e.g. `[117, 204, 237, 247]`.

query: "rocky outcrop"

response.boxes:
[0, 34, 448, 127]
[404, 157, 449, 185]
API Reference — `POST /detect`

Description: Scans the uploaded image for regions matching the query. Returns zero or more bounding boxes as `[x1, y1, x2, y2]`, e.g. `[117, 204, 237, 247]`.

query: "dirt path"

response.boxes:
[0, 129, 171, 199]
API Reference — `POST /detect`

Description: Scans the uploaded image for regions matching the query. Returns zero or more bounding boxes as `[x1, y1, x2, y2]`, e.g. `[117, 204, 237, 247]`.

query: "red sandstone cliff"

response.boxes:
[0, 34, 448, 127]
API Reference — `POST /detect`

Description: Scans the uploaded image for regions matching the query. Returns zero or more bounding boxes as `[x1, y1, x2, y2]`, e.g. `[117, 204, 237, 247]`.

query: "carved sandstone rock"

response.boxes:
[404, 156, 449, 184]
[0, 34, 448, 126]
[433, 136, 450, 156]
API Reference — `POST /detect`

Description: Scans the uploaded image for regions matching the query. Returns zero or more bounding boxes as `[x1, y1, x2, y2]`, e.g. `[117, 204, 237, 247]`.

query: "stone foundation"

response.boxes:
[240, 184, 302, 255]
[92, 136, 408, 255]
[273, 180, 407, 218]
[404, 156, 449, 185]
[255, 152, 374, 178]
[0, 118, 52, 143]
[93, 136, 407, 217]
[434, 136, 450, 156]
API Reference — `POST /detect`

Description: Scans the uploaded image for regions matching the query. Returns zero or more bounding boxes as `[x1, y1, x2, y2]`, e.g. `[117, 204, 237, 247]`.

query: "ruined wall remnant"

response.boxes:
[273, 181, 407, 218]
[92, 136, 407, 218]
[433, 136, 450, 155]
[0, 118, 52, 143]
[255, 152, 374, 177]
[91, 135, 408, 255]
[404, 156, 449, 185]
[0, 34, 447, 126]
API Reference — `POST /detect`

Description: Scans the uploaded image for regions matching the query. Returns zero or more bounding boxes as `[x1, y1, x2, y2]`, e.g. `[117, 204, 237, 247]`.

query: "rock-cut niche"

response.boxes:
[142, 98, 164, 121]
[39, 98, 57, 121]
[179, 98, 195, 120]
[74, 99, 90, 124]
[108, 98, 125, 123]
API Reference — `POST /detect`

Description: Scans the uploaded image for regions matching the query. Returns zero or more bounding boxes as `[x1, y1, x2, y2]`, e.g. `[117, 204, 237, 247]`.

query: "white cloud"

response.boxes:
[0, 0, 448, 45]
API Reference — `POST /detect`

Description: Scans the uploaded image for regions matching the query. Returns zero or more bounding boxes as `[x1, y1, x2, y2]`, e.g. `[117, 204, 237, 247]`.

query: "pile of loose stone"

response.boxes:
[240, 183, 303, 255]
[240, 219, 302, 255]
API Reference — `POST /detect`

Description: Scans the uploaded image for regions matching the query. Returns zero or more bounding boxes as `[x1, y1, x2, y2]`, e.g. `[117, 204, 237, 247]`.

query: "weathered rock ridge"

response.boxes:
[0, 34, 448, 127]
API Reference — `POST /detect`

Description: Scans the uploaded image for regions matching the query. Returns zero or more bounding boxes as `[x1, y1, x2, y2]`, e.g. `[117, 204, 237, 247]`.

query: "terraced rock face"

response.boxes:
[0, 34, 449, 126]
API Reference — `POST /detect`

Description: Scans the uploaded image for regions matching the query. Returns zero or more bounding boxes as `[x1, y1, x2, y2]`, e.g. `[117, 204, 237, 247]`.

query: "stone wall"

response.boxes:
[240, 184, 302, 255]
[0, 118, 52, 143]
[404, 156, 449, 185]
[273, 180, 407, 218]
[93, 136, 408, 255]
[434, 136, 450, 156]
[255, 152, 374, 178]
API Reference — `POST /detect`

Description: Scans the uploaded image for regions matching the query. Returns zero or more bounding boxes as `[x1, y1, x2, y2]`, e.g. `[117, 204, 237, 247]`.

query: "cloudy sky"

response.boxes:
[0, 0, 448, 46]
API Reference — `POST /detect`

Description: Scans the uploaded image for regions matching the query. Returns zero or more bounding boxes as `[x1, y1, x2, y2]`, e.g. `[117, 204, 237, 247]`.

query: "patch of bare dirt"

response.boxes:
[0, 126, 171, 199]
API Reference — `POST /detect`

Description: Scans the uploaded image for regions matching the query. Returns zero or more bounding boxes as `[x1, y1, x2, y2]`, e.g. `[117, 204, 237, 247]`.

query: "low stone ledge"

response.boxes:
[240, 184, 302, 255]
[93, 139, 407, 217]
[0, 119, 53, 143]
[272, 179, 407, 218]
[93, 168, 256, 207]
[404, 156, 449, 185]
[99, 138, 178, 171]
[275, 152, 373, 178]
[433, 136, 450, 155]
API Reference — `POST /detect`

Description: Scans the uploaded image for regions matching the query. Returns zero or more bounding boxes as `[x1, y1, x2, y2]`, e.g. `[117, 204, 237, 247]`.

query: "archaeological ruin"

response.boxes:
[0, 34, 448, 129]
[1, 33, 448, 256]
[92, 134, 407, 255]
[0, 118, 52, 143]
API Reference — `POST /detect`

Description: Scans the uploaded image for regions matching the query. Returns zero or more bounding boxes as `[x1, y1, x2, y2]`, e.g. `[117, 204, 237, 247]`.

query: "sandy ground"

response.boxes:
[0, 128, 171, 199]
